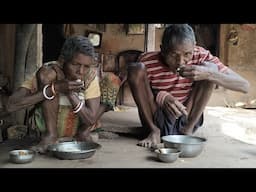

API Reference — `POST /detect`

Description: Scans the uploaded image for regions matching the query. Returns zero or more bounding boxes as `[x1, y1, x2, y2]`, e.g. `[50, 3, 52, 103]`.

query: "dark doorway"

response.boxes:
[190, 24, 220, 56]
[42, 24, 66, 63]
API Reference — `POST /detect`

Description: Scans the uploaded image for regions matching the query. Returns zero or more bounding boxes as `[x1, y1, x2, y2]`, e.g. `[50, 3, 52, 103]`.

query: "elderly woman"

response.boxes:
[7, 35, 121, 152]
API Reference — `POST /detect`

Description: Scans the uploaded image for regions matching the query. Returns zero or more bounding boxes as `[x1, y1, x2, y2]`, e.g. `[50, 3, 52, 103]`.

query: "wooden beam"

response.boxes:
[144, 24, 156, 52]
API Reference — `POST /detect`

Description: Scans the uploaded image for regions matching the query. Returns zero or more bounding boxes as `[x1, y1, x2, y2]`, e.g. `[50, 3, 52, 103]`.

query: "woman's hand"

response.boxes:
[54, 79, 85, 94]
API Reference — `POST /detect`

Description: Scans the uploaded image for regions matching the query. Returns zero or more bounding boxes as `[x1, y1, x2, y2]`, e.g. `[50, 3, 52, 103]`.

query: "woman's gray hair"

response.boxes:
[59, 35, 95, 62]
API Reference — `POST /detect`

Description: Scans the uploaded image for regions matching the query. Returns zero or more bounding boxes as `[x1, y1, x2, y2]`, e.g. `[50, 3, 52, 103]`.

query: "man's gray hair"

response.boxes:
[161, 24, 196, 52]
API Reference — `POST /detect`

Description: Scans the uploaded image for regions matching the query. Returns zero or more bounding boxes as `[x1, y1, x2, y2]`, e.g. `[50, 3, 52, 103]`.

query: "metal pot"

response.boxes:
[161, 135, 207, 158]
[47, 141, 101, 160]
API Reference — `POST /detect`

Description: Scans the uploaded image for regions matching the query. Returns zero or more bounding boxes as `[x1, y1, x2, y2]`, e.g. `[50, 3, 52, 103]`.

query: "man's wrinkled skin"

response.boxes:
[128, 25, 249, 148]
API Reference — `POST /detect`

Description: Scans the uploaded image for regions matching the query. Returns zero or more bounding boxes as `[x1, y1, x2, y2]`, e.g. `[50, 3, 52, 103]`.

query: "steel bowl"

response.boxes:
[161, 135, 207, 158]
[154, 148, 181, 163]
[47, 141, 101, 160]
[9, 149, 35, 164]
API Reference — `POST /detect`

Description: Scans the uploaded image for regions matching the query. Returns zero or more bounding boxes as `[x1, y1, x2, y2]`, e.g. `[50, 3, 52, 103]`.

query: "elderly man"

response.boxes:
[127, 24, 249, 148]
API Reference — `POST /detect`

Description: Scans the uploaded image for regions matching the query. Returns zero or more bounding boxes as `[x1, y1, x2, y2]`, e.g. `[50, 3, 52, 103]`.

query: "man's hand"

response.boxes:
[179, 61, 218, 81]
[163, 94, 188, 119]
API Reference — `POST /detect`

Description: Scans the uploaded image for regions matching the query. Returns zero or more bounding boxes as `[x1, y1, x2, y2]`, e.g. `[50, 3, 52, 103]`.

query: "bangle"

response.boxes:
[73, 100, 84, 113]
[73, 100, 81, 111]
[51, 83, 56, 95]
[43, 84, 55, 100]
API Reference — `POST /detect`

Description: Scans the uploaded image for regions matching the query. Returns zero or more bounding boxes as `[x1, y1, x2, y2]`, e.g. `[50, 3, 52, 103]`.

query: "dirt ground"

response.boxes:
[1, 106, 256, 168]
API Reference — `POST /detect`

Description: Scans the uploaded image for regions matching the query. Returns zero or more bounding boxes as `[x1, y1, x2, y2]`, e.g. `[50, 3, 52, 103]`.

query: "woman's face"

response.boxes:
[63, 53, 94, 81]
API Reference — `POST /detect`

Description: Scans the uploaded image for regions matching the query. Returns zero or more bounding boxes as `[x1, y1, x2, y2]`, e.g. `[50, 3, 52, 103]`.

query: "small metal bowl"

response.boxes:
[9, 149, 35, 164]
[154, 148, 181, 163]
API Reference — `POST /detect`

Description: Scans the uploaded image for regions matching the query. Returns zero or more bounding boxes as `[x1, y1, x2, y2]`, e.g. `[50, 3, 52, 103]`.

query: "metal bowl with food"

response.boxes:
[154, 148, 181, 163]
[9, 149, 35, 164]
[161, 135, 207, 158]
[47, 141, 101, 160]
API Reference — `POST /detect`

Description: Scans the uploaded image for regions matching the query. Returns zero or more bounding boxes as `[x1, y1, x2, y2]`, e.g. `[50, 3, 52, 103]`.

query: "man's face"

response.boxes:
[63, 53, 94, 81]
[161, 39, 195, 71]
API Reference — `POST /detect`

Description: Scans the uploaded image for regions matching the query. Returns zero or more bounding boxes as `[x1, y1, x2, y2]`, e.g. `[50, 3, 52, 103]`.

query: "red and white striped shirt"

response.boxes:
[139, 46, 228, 105]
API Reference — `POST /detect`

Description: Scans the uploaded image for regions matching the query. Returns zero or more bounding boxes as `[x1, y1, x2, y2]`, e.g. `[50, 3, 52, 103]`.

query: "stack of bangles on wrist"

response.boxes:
[43, 83, 56, 100]
[73, 100, 85, 113]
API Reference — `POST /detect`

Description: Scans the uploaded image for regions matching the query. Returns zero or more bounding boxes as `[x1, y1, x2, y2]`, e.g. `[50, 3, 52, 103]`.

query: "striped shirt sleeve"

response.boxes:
[195, 46, 228, 73]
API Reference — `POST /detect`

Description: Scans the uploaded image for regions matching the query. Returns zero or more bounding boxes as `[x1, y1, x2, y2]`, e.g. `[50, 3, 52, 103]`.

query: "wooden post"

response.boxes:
[146, 24, 156, 52]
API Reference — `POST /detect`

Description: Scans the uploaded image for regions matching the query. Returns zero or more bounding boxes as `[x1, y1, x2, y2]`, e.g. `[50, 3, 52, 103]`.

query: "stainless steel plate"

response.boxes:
[47, 141, 101, 160]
